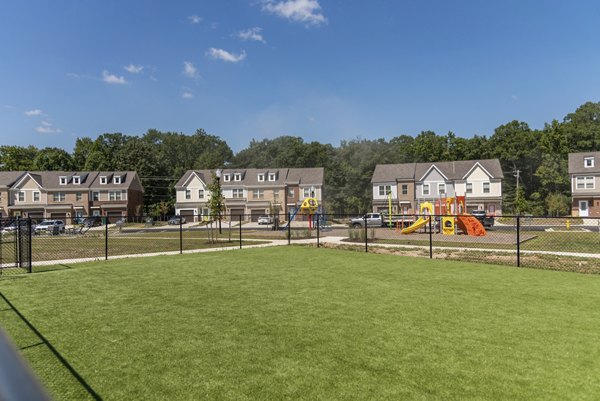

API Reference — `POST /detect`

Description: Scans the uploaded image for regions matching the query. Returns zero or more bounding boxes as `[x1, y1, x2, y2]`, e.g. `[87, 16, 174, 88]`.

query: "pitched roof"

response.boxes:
[0, 171, 141, 190]
[568, 151, 600, 174]
[175, 167, 325, 188]
[372, 159, 504, 183]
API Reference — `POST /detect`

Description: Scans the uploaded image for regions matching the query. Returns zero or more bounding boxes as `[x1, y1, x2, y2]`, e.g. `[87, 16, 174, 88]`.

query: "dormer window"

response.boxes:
[223, 174, 231, 182]
[59, 176, 67, 185]
[268, 173, 277, 182]
[100, 176, 108, 185]
[584, 157, 594, 168]
[113, 175, 121, 184]
[258, 173, 265, 182]
[234, 173, 241, 181]
[73, 176, 81, 185]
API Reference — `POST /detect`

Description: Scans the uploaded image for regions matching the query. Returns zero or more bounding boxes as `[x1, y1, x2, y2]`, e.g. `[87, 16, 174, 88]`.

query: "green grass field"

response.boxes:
[1, 247, 600, 400]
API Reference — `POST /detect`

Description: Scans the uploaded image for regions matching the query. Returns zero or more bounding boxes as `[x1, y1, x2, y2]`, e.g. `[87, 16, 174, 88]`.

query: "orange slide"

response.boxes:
[456, 215, 486, 236]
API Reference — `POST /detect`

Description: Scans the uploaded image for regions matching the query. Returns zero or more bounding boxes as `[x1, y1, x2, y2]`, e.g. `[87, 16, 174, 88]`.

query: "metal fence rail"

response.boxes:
[2, 214, 600, 275]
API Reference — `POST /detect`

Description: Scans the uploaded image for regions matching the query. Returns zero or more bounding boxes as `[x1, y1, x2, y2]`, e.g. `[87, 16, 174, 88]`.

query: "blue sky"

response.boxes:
[1, 0, 600, 152]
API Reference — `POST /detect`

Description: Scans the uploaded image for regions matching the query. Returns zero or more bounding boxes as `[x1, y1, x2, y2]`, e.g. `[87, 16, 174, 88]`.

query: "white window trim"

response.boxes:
[100, 176, 108, 185]
[113, 175, 122, 184]
[258, 174, 265, 182]
[59, 176, 67, 185]
[466, 182, 473, 194]
[576, 176, 595, 190]
[73, 176, 81, 185]
[18, 191, 25, 202]
[234, 173, 241, 181]
[401, 184, 408, 195]
[584, 157, 595, 168]
[438, 183, 446, 194]
[378, 185, 391, 196]
[223, 174, 231, 182]
[33, 191, 40, 202]
[198, 189, 204, 199]
[482, 182, 491, 193]
[422, 184, 430, 196]
[268, 173, 276, 182]
[185, 189, 191, 200]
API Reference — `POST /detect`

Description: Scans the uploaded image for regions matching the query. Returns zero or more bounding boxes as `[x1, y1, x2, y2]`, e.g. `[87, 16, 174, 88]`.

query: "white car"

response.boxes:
[35, 220, 65, 234]
[257, 216, 273, 225]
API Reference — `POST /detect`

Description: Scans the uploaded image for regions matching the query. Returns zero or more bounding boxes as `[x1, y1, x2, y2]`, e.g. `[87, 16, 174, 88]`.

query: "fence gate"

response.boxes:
[0, 218, 32, 275]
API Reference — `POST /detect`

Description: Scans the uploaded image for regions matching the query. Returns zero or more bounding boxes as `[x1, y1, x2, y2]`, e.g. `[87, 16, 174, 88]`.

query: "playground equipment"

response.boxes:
[401, 196, 487, 236]
[282, 197, 319, 230]
[401, 202, 433, 234]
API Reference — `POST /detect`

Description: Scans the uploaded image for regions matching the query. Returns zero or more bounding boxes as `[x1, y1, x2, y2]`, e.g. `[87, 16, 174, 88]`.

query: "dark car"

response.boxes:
[168, 216, 186, 225]
[470, 211, 494, 227]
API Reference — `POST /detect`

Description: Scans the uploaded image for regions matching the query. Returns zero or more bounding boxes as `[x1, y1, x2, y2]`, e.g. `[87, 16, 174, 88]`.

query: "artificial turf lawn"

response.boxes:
[1, 247, 600, 400]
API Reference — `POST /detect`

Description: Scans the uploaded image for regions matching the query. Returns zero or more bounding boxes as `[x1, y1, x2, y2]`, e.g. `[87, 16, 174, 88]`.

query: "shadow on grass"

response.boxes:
[0, 291, 103, 401]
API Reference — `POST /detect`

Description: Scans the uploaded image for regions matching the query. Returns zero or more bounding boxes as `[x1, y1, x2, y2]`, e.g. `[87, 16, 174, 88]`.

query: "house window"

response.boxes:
[92, 191, 99, 201]
[59, 176, 67, 185]
[438, 183, 446, 195]
[33, 191, 40, 202]
[234, 173, 242, 181]
[423, 184, 430, 196]
[258, 174, 265, 182]
[288, 188, 294, 197]
[109, 191, 122, 201]
[232, 188, 244, 198]
[100, 176, 108, 185]
[268, 173, 276, 182]
[303, 188, 313, 198]
[73, 176, 81, 185]
[273, 190, 280, 202]
[378, 185, 391, 196]
[253, 189, 264, 199]
[185, 189, 191, 200]
[576, 176, 595, 189]
[483, 182, 490, 194]
[401, 184, 408, 195]
[584, 157, 595, 168]
[53, 192, 65, 202]
[113, 175, 121, 184]
[76, 192, 82, 201]
[18, 191, 25, 202]
[198, 189, 204, 199]
[466, 183, 473, 194]
[223, 174, 231, 182]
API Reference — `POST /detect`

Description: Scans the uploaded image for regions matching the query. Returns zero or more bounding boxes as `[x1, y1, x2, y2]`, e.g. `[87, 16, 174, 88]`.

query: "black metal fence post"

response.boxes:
[28, 218, 32, 273]
[239, 214, 243, 249]
[16, 216, 21, 267]
[516, 215, 521, 267]
[287, 212, 291, 245]
[364, 215, 368, 253]
[316, 213, 320, 248]
[179, 218, 183, 254]
[105, 219, 108, 260]
[428, 215, 433, 259]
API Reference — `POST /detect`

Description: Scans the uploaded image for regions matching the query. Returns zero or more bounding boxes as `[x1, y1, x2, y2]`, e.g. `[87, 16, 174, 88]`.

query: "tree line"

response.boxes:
[1, 101, 599, 216]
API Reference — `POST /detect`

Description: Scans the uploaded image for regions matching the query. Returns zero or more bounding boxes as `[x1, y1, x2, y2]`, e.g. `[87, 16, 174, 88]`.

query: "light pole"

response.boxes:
[215, 168, 222, 234]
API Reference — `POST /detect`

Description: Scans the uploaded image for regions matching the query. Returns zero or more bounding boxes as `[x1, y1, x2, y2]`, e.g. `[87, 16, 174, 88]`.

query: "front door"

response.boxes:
[579, 200, 589, 217]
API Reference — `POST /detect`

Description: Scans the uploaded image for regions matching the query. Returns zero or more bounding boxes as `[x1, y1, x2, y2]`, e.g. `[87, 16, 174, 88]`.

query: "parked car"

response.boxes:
[257, 215, 273, 225]
[1, 219, 34, 234]
[34, 220, 65, 234]
[168, 216, 186, 225]
[348, 213, 413, 228]
[470, 211, 495, 227]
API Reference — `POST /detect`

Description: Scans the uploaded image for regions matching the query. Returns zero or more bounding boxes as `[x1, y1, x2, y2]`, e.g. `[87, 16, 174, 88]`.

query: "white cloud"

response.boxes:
[35, 121, 61, 134]
[183, 61, 199, 78]
[182, 91, 194, 99]
[188, 15, 202, 24]
[124, 64, 144, 73]
[237, 27, 266, 43]
[262, 0, 327, 26]
[207, 48, 246, 63]
[24, 109, 44, 116]
[102, 70, 128, 84]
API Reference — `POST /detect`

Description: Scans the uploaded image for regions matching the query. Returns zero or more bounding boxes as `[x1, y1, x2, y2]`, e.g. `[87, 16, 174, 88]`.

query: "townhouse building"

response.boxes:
[174, 168, 324, 222]
[0, 171, 144, 223]
[568, 151, 600, 217]
[371, 159, 503, 215]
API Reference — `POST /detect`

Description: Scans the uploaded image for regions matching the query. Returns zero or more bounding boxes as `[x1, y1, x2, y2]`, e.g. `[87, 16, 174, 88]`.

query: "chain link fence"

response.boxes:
[2, 214, 600, 275]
